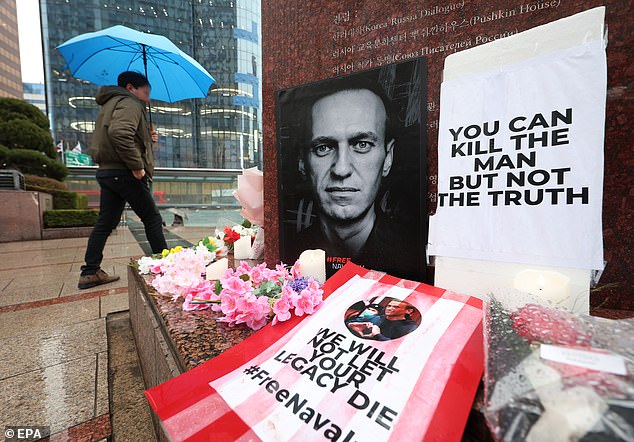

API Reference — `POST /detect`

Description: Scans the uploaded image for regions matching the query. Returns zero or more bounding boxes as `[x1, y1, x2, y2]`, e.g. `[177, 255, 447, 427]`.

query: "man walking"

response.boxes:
[78, 71, 167, 289]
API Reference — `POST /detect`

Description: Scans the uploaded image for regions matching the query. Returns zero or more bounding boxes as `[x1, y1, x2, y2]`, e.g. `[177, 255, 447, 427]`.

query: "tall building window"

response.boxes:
[40, 0, 262, 170]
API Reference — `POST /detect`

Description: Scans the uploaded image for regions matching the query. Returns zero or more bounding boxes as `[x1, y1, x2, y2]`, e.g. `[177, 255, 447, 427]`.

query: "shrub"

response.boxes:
[77, 193, 88, 209]
[24, 174, 67, 191]
[51, 190, 78, 209]
[44, 209, 99, 228]
[0, 145, 68, 181]
[0, 98, 50, 131]
[0, 119, 55, 158]
[25, 186, 87, 209]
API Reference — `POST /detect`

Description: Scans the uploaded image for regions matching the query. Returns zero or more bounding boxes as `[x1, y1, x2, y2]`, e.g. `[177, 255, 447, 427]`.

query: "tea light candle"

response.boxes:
[298, 249, 326, 284]
[206, 258, 228, 281]
[233, 236, 252, 260]
[514, 269, 571, 305]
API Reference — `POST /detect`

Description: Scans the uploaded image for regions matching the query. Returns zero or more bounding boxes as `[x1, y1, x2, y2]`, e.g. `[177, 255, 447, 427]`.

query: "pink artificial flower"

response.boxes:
[306, 278, 321, 292]
[221, 275, 252, 296]
[183, 293, 205, 311]
[217, 309, 238, 327]
[235, 292, 257, 312]
[247, 315, 269, 331]
[293, 280, 323, 316]
[220, 292, 239, 315]
[235, 295, 272, 330]
[275, 263, 290, 280]
[291, 260, 302, 278]
[188, 280, 213, 298]
[281, 283, 295, 299]
[222, 267, 236, 278]
[181, 280, 220, 312]
[150, 262, 163, 274]
[248, 263, 268, 285]
[272, 296, 292, 325]
[235, 261, 252, 276]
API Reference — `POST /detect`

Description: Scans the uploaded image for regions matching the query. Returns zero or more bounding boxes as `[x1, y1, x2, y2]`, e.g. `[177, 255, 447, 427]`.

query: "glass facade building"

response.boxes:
[23, 82, 47, 113]
[40, 0, 262, 169]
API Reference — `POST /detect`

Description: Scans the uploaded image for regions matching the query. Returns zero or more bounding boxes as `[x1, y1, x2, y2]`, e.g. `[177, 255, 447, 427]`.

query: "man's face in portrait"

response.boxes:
[385, 300, 412, 320]
[301, 89, 394, 224]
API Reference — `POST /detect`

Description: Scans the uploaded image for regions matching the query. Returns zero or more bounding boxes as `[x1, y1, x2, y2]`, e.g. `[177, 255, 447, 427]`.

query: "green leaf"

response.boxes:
[214, 279, 222, 296]
[200, 236, 218, 253]
[253, 280, 282, 298]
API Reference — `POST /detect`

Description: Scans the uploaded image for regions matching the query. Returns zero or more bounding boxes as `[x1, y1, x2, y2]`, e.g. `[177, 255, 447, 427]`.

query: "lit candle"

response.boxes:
[206, 258, 228, 281]
[233, 236, 252, 260]
[298, 249, 326, 284]
[513, 269, 571, 305]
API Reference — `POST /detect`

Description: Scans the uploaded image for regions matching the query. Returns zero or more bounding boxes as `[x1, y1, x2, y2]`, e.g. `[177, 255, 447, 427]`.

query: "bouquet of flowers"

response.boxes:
[484, 292, 634, 441]
[137, 242, 323, 331]
[137, 236, 226, 298]
[183, 261, 323, 330]
[219, 222, 258, 251]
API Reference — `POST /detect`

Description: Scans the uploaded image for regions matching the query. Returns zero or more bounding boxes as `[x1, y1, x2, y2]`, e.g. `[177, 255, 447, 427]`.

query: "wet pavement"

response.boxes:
[0, 223, 216, 440]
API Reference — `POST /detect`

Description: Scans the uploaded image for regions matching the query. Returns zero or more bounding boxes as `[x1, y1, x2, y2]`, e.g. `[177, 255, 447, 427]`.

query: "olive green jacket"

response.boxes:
[91, 86, 155, 177]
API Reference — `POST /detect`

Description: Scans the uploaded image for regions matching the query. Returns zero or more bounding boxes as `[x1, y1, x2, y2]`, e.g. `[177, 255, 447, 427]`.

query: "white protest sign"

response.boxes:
[429, 9, 606, 270]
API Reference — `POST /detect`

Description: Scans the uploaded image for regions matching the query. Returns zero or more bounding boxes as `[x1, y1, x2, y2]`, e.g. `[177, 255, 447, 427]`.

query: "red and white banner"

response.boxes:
[146, 262, 483, 441]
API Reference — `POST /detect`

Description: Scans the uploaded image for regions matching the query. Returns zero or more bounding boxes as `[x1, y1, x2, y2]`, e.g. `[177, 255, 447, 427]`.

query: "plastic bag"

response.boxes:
[484, 291, 634, 441]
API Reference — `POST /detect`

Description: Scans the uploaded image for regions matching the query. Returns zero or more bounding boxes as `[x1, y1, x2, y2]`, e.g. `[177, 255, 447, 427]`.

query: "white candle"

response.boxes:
[233, 236, 252, 260]
[298, 249, 326, 284]
[513, 269, 571, 305]
[205, 258, 228, 281]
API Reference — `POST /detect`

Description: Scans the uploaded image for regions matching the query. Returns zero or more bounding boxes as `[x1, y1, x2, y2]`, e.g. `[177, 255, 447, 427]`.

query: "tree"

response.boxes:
[0, 98, 49, 131]
[0, 98, 67, 180]
[0, 119, 55, 158]
[0, 145, 67, 181]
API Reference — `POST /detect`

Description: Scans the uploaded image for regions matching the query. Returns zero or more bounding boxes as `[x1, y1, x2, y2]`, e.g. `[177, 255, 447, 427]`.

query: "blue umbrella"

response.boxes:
[56, 25, 215, 103]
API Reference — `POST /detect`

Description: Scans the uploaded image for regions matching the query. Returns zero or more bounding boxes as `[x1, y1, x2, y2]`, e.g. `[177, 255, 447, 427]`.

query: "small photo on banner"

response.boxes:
[145, 262, 483, 442]
[343, 297, 422, 341]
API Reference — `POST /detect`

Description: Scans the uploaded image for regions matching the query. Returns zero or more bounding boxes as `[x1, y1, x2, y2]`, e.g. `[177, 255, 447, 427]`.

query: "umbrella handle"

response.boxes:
[147, 100, 155, 141]
[142, 44, 155, 142]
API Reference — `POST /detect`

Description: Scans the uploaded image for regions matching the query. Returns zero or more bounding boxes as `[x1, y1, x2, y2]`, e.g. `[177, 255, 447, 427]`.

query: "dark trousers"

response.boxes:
[81, 170, 167, 276]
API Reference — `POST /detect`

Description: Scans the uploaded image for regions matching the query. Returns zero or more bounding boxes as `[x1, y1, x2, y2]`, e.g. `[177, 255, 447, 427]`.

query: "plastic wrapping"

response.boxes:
[484, 292, 634, 441]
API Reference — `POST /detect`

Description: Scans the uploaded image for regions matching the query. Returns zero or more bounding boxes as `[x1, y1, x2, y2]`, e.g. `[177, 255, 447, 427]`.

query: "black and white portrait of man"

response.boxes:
[277, 58, 427, 280]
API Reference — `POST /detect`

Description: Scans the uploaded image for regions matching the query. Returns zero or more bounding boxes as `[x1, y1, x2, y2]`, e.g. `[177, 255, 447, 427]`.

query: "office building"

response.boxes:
[40, 0, 262, 169]
[0, 0, 23, 98]
[23, 82, 46, 113]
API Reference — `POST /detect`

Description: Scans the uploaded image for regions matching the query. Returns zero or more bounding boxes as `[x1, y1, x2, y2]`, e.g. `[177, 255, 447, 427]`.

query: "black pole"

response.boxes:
[142, 44, 153, 129]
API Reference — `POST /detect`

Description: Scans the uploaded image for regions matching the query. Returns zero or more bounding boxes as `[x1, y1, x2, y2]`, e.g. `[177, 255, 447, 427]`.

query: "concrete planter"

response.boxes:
[0, 190, 53, 242]
[41, 226, 93, 240]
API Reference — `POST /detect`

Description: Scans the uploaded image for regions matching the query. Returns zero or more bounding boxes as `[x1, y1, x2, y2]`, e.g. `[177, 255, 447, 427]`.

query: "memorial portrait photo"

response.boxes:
[277, 58, 427, 280]
[344, 297, 422, 341]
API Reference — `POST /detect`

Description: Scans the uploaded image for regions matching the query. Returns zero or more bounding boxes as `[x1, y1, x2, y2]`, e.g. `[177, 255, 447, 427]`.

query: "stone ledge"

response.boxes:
[42, 226, 93, 240]
[0, 190, 52, 242]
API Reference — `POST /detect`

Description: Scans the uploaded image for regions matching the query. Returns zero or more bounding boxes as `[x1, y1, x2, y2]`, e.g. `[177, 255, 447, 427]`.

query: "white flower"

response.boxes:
[230, 225, 258, 238]
[137, 256, 156, 274]
[194, 244, 216, 265]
